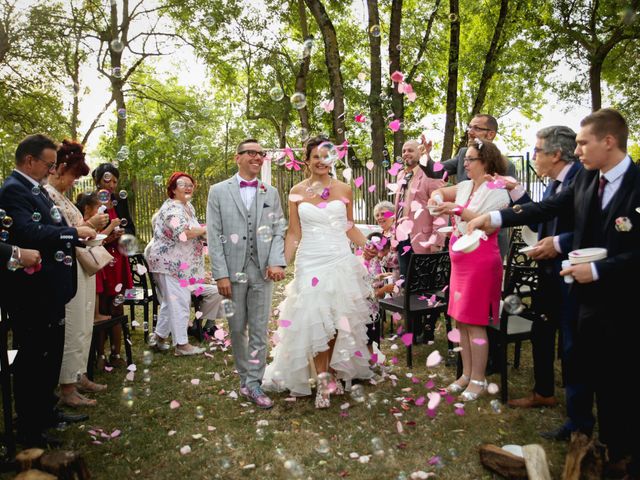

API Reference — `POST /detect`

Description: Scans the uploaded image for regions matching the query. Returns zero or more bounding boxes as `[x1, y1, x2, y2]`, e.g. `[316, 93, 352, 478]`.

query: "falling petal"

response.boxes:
[368, 184, 376, 193]
[180, 445, 191, 455]
[426, 350, 442, 367]
[229, 234, 239, 244]
[427, 392, 441, 410]
[401, 333, 413, 347]
[433, 162, 443, 172]
[415, 396, 426, 406]
[170, 400, 181, 409]
[447, 328, 461, 343]
[191, 378, 200, 385]
[311, 277, 319, 287]
[388, 162, 403, 176]
[366, 160, 375, 170]
[354, 176, 364, 188]
[390, 70, 405, 83]
[472, 338, 487, 345]
[388, 120, 401, 132]
[487, 383, 499, 395]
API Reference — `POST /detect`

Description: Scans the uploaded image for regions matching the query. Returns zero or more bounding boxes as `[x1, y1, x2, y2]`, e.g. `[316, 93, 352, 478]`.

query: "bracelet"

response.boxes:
[451, 205, 464, 216]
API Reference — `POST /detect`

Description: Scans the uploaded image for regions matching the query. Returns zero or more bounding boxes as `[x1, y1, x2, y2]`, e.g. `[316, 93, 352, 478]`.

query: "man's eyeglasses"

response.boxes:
[466, 125, 493, 133]
[463, 156, 481, 163]
[238, 149, 267, 158]
[36, 156, 57, 170]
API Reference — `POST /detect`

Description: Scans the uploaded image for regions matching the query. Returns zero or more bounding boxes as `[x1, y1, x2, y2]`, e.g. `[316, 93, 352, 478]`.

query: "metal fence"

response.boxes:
[69, 152, 545, 246]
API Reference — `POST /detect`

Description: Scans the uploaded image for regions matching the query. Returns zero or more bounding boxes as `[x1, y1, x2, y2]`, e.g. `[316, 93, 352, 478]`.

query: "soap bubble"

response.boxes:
[117, 108, 126, 120]
[63, 255, 73, 266]
[290, 92, 307, 110]
[221, 298, 235, 317]
[113, 294, 125, 306]
[97, 189, 111, 203]
[350, 384, 365, 403]
[136, 149, 145, 159]
[142, 350, 153, 366]
[50, 207, 62, 223]
[0, 230, 9, 242]
[369, 25, 381, 37]
[112, 67, 121, 78]
[103, 172, 113, 182]
[490, 399, 502, 413]
[169, 121, 184, 135]
[0, 209, 5, 220]
[2, 216, 13, 228]
[54, 251, 65, 262]
[257, 225, 273, 242]
[153, 175, 163, 186]
[119, 218, 128, 227]
[234, 272, 248, 283]
[117, 234, 139, 255]
[318, 141, 339, 165]
[31, 186, 41, 195]
[371, 437, 385, 456]
[110, 39, 124, 52]
[283, 459, 304, 477]
[119, 190, 128, 199]
[269, 87, 284, 101]
[121, 387, 134, 408]
[195, 406, 204, 420]
[315, 438, 331, 455]
[218, 234, 227, 244]
[503, 294, 524, 314]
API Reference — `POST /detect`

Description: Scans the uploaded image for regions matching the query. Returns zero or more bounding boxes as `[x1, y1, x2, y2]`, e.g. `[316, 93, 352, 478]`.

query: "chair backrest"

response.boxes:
[503, 240, 537, 289]
[404, 252, 451, 296]
[127, 253, 157, 299]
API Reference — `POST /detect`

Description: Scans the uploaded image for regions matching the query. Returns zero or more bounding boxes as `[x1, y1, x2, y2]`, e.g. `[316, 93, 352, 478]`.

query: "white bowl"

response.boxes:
[521, 226, 538, 247]
[84, 233, 107, 247]
[437, 226, 454, 234]
[568, 247, 607, 265]
[501, 444, 524, 458]
[451, 230, 484, 253]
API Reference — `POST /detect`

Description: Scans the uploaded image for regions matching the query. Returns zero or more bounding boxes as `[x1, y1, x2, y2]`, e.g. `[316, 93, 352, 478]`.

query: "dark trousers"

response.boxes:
[530, 315, 558, 398]
[10, 305, 65, 438]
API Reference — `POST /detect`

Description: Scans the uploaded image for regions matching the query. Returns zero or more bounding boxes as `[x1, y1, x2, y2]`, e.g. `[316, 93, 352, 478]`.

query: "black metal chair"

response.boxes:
[0, 309, 15, 460]
[378, 252, 453, 367]
[87, 315, 133, 381]
[124, 254, 158, 343]
[488, 241, 540, 403]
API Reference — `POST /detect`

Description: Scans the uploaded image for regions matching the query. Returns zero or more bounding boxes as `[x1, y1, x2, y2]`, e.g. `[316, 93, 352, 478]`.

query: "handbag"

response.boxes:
[75, 246, 113, 276]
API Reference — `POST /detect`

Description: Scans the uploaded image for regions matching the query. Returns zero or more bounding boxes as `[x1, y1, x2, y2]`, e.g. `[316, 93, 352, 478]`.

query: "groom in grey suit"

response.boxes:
[207, 139, 286, 409]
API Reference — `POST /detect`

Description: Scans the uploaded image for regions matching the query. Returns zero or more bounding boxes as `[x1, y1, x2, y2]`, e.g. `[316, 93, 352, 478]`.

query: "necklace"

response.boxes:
[308, 177, 332, 200]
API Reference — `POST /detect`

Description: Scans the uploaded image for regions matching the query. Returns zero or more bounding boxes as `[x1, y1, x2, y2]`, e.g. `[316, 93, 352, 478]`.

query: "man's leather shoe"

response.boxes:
[540, 425, 571, 441]
[18, 432, 63, 448]
[508, 392, 557, 408]
[56, 410, 89, 423]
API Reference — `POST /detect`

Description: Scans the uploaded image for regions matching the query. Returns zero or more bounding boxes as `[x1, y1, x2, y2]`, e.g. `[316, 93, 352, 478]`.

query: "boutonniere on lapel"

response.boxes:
[615, 216, 632, 232]
[259, 183, 267, 195]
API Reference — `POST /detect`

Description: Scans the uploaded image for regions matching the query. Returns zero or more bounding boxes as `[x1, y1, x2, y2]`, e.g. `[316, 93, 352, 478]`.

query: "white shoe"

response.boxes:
[174, 345, 205, 356]
[149, 333, 170, 351]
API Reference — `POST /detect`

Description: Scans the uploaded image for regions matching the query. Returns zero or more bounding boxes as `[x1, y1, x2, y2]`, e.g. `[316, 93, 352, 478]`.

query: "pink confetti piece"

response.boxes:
[354, 114, 366, 123]
[104, 366, 113, 372]
[321, 98, 334, 113]
[454, 407, 465, 416]
[401, 333, 413, 347]
[396, 421, 404, 434]
[390, 70, 405, 83]
[427, 392, 441, 410]
[472, 338, 487, 345]
[191, 378, 200, 385]
[433, 162, 443, 172]
[388, 162, 403, 176]
[365, 160, 375, 170]
[180, 445, 191, 455]
[447, 328, 461, 343]
[179, 262, 189, 270]
[368, 184, 376, 193]
[214, 329, 226, 340]
[169, 217, 180, 228]
[316, 202, 328, 209]
[178, 232, 188, 242]
[388, 119, 401, 132]
[195, 311, 203, 319]
[125, 371, 135, 381]
[425, 379, 435, 389]
[111, 430, 121, 438]
[354, 176, 364, 188]
[170, 400, 180, 409]
[406, 91, 417, 102]
[392, 312, 402, 322]
[426, 350, 442, 367]
[278, 319, 292, 328]
[248, 359, 260, 364]
[383, 211, 394, 218]
[354, 351, 363, 357]
[250, 349, 259, 358]
[370, 353, 378, 364]
[229, 233, 239, 244]
[284, 397, 297, 402]
[391, 356, 399, 365]
[442, 171, 448, 181]
[311, 277, 319, 287]
[401, 245, 412, 255]
[487, 383, 500, 394]
[415, 396, 426, 406]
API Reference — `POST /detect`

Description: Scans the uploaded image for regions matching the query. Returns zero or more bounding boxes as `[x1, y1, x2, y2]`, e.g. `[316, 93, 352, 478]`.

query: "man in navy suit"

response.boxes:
[499, 127, 594, 441]
[469, 109, 640, 478]
[0, 134, 96, 447]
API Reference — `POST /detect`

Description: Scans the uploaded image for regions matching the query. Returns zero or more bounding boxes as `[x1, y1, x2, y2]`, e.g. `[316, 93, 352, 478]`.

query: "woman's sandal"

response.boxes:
[446, 374, 470, 394]
[461, 379, 487, 402]
[315, 389, 330, 409]
[333, 379, 345, 395]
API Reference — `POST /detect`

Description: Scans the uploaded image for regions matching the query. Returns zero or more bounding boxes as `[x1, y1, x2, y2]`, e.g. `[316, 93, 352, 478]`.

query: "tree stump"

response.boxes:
[38, 450, 91, 480]
[479, 443, 528, 479]
[562, 432, 605, 480]
[14, 470, 57, 480]
[15, 449, 45, 472]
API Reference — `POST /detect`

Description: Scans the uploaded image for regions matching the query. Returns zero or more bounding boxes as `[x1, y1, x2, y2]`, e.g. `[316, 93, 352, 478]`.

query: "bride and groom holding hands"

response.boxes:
[206, 137, 374, 409]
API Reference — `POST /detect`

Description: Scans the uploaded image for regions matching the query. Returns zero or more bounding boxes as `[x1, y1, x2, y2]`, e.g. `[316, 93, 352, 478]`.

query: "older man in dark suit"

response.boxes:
[0, 134, 96, 447]
[469, 109, 640, 479]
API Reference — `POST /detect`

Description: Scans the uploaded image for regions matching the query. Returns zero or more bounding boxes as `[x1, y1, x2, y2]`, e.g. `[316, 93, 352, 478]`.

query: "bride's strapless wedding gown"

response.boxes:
[263, 200, 374, 396]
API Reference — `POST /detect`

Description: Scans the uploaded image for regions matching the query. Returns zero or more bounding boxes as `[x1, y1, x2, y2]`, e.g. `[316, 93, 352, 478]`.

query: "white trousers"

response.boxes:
[153, 273, 191, 346]
[59, 263, 95, 384]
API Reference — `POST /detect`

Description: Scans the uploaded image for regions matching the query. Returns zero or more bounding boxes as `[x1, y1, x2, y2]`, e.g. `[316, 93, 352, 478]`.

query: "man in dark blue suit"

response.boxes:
[0, 134, 96, 447]
[469, 109, 640, 478]
[500, 127, 594, 440]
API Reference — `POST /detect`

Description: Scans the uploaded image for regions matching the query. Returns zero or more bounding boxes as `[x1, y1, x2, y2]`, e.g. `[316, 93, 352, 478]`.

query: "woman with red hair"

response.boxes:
[146, 172, 207, 355]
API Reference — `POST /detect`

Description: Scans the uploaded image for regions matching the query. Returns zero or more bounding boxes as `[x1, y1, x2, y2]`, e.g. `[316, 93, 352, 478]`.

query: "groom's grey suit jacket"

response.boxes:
[207, 176, 286, 280]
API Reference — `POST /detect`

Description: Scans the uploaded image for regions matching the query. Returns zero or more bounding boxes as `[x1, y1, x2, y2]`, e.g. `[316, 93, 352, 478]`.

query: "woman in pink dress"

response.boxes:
[429, 139, 509, 401]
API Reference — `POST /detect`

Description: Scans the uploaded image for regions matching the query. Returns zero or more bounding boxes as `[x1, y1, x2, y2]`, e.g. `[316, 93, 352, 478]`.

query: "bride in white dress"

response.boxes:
[263, 136, 374, 408]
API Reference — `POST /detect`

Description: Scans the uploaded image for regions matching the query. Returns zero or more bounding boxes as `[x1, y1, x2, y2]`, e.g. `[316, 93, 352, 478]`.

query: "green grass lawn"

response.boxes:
[5, 280, 570, 479]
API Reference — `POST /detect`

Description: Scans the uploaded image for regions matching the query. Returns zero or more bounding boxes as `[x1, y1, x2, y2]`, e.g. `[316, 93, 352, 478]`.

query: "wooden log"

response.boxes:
[562, 432, 605, 480]
[14, 470, 57, 480]
[39, 450, 91, 480]
[479, 443, 528, 479]
[15, 449, 45, 472]
[522, 444, 552, 480]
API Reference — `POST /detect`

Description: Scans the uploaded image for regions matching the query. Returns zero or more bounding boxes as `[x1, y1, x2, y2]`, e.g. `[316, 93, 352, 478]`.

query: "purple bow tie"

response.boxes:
[239, 180, 258, 188]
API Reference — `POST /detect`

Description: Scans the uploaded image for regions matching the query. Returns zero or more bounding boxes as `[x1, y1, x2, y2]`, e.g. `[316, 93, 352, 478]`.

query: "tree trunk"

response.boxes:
[367, 0, 385, 165]
[304, 0, 346, 144]
[294, 0, 311, 133]
[442, 0, 460, 161]
[456, 0, 509, 152]
[388, 0, 404, 162]
[589, 58, 602, 111]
